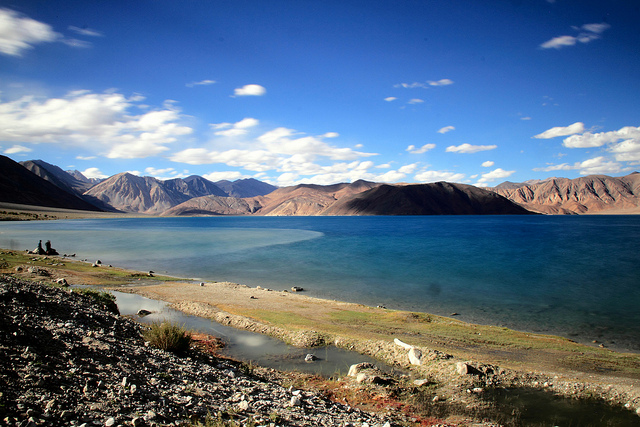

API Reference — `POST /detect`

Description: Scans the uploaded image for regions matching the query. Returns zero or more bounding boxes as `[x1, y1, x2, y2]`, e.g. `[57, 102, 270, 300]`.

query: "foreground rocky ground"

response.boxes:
[2, 256, 640, 426]
[0, 276, 408, 427]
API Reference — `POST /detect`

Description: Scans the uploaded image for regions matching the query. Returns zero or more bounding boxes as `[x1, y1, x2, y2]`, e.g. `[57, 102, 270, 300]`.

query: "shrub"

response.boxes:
[143, 321, 192, 354]
[73, 288, 119, 314]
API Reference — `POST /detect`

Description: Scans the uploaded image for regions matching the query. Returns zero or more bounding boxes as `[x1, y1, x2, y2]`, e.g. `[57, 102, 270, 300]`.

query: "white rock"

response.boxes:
[290, 396, 302, 407]
[393, 338, 414, 349]
[408, 347, 423, 366]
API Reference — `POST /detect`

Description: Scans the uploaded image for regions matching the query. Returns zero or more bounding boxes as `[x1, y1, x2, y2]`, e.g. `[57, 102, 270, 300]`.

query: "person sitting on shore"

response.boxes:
[45, 240, 59, 256]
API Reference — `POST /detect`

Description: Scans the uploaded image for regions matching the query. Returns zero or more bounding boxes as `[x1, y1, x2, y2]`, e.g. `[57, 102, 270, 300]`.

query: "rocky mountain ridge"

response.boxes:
[491, 172, 640, 214]
[2, 155, 639, 215]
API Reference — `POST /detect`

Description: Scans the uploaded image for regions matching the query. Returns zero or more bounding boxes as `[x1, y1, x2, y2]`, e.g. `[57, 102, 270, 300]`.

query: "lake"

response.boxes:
[1, 215, 638, 352]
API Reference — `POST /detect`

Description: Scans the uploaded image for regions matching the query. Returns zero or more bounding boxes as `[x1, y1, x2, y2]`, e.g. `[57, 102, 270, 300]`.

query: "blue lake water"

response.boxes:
[1, 215, 639, 352]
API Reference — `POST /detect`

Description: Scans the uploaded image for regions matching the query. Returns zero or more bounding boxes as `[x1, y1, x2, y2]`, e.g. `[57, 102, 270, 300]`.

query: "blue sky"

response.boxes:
[1, 0, 639, 186]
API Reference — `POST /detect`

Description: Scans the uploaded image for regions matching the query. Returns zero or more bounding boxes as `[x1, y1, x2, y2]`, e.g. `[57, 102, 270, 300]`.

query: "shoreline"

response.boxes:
[2, 249, 640, 419]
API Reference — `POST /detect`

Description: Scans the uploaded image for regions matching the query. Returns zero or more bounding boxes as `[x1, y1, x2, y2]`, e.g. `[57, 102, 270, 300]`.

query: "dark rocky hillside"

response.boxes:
[0, 155, 103, 212]
[325, 182, 535, 215]
[0, 275, 400, 426]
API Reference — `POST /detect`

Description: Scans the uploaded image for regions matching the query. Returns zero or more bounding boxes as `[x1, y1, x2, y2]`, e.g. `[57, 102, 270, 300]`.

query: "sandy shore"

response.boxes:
[123, 280, 640, 415]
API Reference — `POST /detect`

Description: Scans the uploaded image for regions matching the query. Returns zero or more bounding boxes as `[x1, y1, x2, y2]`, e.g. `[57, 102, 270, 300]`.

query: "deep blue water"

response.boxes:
[2, 215, 639, 352]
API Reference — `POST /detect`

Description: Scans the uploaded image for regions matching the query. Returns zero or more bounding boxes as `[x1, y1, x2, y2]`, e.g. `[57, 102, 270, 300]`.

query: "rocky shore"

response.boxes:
[0, 276, 403, 427]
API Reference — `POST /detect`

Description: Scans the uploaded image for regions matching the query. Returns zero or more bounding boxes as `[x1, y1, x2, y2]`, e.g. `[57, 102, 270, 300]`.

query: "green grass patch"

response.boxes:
[0, 249, 175, 286]
[244, 309, 316, 329]
[143, 321, 192, 354]
[72, 288, 119, 314]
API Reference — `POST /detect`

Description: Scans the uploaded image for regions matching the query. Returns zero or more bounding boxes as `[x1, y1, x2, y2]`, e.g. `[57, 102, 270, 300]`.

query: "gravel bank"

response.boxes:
[0, 276, 403, 426]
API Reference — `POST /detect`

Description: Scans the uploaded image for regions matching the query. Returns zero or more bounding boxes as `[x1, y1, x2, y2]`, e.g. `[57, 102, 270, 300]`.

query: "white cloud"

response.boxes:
[581, 23, 610, 34]
[144, 167, 177, 179]
[406, 143, 436, 154]
[563, 126, 640, 148]
[68, 26, 103, 37]
[398, 163, 418, 174]
[534, 156, 624, 175]
[395, 79, 454, 89]
[540, 22, 610, 49]
[540, 35, 578, 49]
[233, 84, 266, 96]
[437, 126, 455, 134]
[408, 98, 424, 104]
[414, 170, 465, 183]
[186, 79, 216, 88]
[376, 170, 407, 182]
[3, 144, 31, 154]
[257, 127, 376, 160]
[76, 155, 96, 160]
[384, 97, 397, 102]
[476, 168, 515, 184]
[481, 161, 494, 167]
[446, 143, 497, 153]
[0, 8, 60, 56]
[428, 79, 454, 86]
[520, 116, 532, 121]
[534, 122, 584, 139]
[213, 117, 259, 137]
[202, 171, 244, 182]
[0, 90, 193, 159]
[82, 167, 107, 179]
[320, 132, 339, 138]
[62, 38, 92, 48]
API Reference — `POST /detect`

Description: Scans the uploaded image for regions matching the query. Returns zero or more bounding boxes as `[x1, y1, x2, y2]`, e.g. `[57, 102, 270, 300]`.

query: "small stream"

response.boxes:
[109, 289, 395, 377]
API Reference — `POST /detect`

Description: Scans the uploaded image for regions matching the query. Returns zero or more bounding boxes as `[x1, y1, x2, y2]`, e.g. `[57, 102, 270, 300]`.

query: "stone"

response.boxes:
[393, 338, 413, 350]
[456, 362, 471, 375]
[413, 379, 430, 386]
[291, 286, 304, 292]
[408, 347, 423, 366]
[55, 278, 68, 286]
[137, 309, 152, 316]
[348, 362, 375, 377]
[132, 417, 145, 427]
[237, 401, 249, 411]
[104, 418, 115, 427]
[305, 354, 317, 362]
[290, 396, 302, 407]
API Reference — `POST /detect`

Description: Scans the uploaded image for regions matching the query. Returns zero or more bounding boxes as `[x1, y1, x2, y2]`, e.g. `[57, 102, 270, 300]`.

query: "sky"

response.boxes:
[1, 0, 639, 187]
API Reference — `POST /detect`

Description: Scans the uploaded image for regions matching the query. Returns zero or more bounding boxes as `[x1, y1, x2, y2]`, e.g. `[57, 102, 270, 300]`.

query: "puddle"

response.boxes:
[482, 387, 640, 427]
[108, 289, 398, 377]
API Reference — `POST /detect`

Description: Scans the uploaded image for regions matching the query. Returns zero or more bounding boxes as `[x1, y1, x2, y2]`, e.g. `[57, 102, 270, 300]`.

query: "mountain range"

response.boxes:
[1, 155, 639, 216]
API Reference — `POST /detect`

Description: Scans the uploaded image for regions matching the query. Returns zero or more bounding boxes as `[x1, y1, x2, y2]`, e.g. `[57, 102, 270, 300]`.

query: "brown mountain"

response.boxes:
[492, 173, 640, 214]
[161, 180, 380, 216]
[161, 195, 262, 216]
[83, 173, 217, 214]
[324, 182, 534, 215]
[164, 180, 533, 216]
[256, 180, 381, 216]
[0, 155, 103, 212]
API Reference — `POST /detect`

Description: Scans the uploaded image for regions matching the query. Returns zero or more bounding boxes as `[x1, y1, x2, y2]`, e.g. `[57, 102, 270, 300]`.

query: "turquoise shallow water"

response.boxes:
[2, 215, 639, 352]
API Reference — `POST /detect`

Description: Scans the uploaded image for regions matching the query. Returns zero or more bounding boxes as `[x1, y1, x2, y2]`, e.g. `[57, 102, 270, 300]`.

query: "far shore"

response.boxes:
[2, 201, 640, 221]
